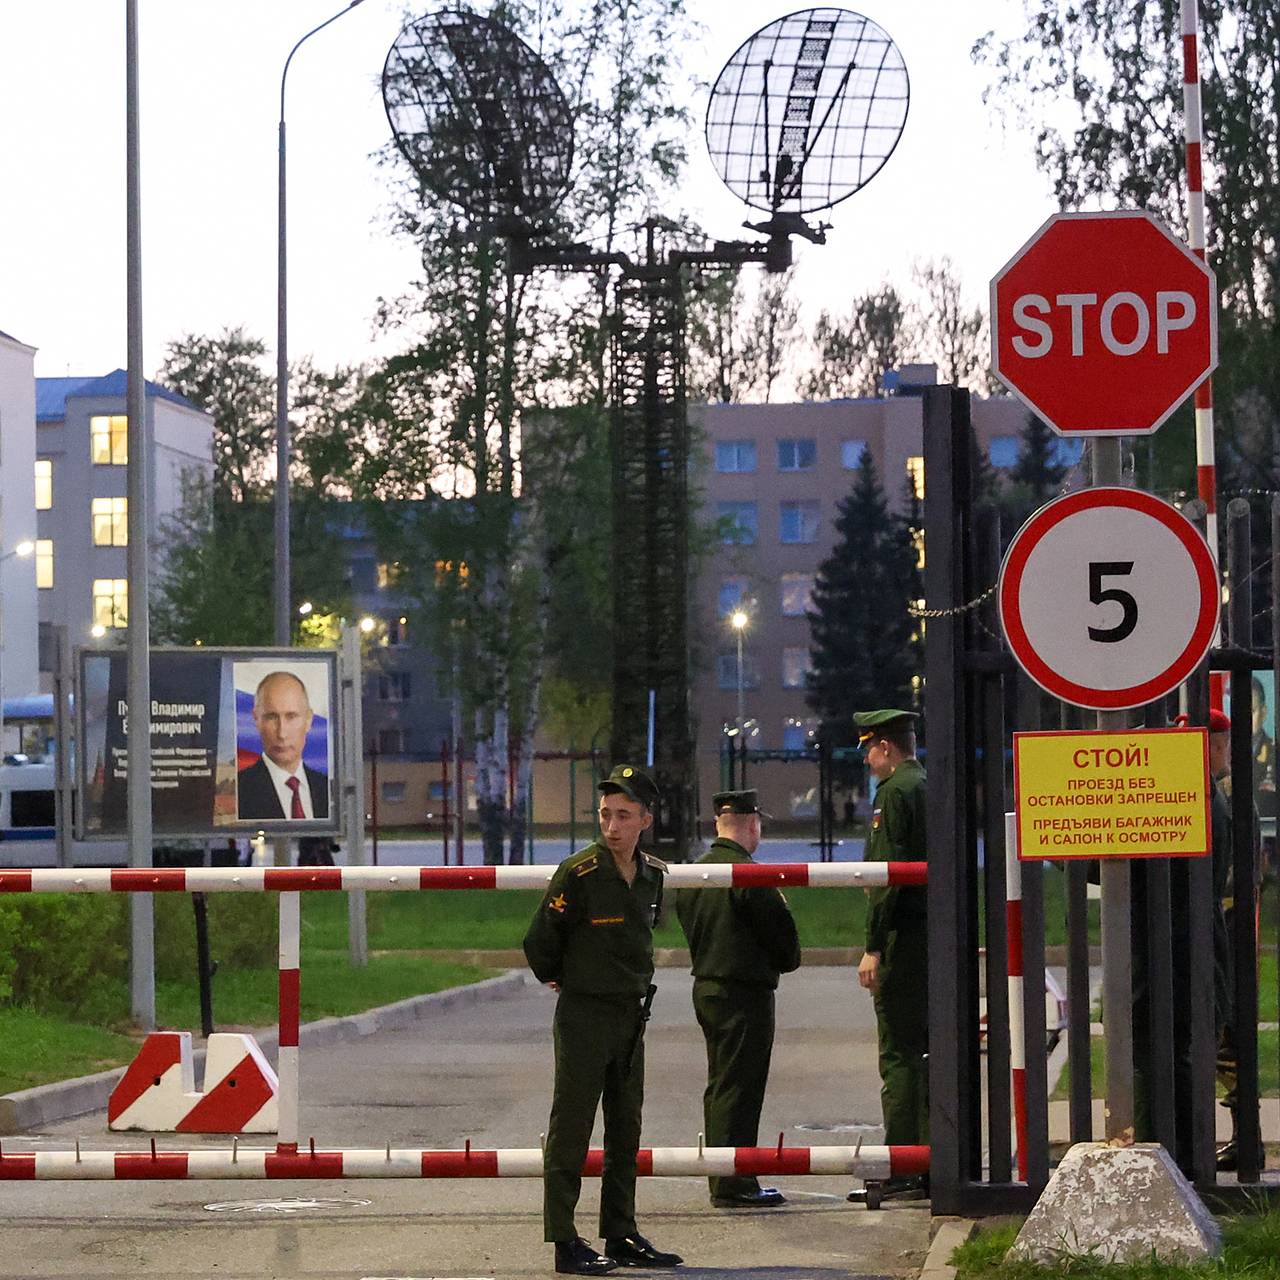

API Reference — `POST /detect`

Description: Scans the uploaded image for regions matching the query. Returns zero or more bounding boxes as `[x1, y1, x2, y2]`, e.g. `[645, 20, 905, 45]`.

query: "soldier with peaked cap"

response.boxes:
[676, 789, 801, 1208]
[523, 764, 683, 1276]
[851, 709, 929, 1201]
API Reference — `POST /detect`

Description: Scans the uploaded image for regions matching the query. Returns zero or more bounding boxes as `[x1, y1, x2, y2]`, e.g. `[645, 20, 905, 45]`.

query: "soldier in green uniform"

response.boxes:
[524, 764, 684, 1276]
[676, 789, 801, 1208]
[852, 709, 928, 1201]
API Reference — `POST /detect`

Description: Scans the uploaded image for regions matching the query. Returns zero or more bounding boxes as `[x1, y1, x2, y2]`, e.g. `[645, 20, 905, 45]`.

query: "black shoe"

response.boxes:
[882, 1174, 929, 1201]
[711, 1187, 787, 1208]
[1215, 1141, 1239, 1173]
[604, 1233, 683, 1268]
[555, 1238, 618, 1275]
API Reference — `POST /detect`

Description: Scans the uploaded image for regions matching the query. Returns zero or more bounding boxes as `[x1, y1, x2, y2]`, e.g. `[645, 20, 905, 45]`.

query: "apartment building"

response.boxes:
[692, 369, 1082, 819]
[34, 370, 213, 685]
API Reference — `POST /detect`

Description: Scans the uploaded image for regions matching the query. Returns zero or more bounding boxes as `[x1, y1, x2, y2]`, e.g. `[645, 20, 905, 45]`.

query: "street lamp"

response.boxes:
[276, 0, 366, 647]
[729, 609, 749, 733]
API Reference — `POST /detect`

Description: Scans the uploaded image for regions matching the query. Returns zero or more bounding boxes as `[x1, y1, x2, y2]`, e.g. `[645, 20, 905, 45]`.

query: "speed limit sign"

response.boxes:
[998, 488, 1218, 709]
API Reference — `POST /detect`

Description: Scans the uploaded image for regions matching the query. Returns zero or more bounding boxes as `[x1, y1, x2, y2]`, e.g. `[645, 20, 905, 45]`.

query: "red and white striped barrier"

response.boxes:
[1004, 812, 1028, 1181]
[109, 1032, 278, 1133]
[0, 863, 924, 894]
[0, 1142, 929, 1182]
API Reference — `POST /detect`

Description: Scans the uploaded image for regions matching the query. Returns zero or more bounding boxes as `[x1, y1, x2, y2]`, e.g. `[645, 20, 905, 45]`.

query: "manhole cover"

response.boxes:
[203, 1197, 371, 1214]
[792, 1120, 882, 1133]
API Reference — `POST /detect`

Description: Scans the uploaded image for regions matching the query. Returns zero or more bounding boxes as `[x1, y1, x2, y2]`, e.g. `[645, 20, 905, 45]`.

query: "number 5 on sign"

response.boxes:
[998, 488, 1218, 710]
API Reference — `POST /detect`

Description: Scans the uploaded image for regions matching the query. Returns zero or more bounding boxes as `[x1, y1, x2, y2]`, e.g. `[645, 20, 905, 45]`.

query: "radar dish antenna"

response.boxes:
[381, 10, 574, 225]
[705, 7, 909, 238]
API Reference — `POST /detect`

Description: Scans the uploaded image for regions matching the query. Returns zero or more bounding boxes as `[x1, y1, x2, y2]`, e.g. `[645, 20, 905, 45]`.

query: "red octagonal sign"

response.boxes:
[991, 211, 1217, 436]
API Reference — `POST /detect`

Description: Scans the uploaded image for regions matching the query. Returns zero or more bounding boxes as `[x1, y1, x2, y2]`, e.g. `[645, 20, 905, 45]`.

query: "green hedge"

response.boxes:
[0, 892, 277, 1026]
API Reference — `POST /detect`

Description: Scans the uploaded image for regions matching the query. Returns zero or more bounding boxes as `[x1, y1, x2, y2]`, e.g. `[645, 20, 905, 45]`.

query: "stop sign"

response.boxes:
[990, 211, 1217, 436]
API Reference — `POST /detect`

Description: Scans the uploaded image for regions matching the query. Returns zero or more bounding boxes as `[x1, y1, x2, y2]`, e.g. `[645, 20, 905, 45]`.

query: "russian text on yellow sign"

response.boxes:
[1014, 728, 1210, 861]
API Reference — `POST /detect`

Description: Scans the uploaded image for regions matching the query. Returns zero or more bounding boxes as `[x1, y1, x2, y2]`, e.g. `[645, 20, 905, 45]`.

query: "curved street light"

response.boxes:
[276, 0, 367, 646]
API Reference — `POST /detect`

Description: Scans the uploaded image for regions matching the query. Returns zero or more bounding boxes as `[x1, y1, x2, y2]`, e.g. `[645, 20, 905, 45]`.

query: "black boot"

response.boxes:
[555, 1238, 617, 1275]
[604, 1233, 683, 1268]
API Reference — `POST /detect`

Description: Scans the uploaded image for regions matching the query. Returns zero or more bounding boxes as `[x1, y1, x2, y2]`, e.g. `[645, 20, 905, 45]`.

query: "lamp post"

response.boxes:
[729, 609, 748, 732]
[729, 610, 749, 789]
[276, 1, 366, 647]
[0, 540, 35, 760]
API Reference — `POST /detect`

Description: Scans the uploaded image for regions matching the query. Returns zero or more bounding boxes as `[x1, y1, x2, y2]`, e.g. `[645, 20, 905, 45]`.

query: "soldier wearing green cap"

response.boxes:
[852, 709, 928, 1200]
[523, 764, 683, 1275]
[676, 790, 801, 1208]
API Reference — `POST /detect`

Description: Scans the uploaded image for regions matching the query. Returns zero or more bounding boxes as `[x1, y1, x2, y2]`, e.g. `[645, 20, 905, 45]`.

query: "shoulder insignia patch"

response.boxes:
[575, 856, 599, 876]
[547, 892, 568, 913]
[871, 810, 882, 830]
[642, 851, 668, 872]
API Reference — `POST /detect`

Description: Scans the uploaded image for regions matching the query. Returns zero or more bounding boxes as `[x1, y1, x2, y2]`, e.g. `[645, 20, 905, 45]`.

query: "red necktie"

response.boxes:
[286, 776, 305, 819]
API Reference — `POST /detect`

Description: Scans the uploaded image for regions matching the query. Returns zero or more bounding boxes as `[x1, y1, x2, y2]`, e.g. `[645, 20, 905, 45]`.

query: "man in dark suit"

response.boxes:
[237, 670, 329, 820]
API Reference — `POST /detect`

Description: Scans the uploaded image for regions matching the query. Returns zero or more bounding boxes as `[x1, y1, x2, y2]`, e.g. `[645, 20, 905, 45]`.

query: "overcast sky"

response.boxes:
[0, 0, 1056, 381]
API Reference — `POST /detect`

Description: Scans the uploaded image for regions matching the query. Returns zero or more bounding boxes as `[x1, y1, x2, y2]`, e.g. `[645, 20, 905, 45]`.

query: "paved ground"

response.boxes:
[0, 966, 929, 1279]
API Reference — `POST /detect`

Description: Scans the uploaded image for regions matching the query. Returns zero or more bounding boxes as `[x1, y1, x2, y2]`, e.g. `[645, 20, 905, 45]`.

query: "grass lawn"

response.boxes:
[952, 1210, 1280, 1278]
[300, 886, 870, 952]
[1, 954, 495, 1096]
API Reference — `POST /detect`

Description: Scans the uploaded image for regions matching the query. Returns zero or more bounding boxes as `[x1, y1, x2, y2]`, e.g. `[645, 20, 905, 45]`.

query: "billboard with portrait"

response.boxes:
[78, 648, 339, 838]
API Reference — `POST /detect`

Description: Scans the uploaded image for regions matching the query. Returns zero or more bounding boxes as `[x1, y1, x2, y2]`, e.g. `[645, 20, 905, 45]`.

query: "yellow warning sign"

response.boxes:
[1014, 728, 1210, 861]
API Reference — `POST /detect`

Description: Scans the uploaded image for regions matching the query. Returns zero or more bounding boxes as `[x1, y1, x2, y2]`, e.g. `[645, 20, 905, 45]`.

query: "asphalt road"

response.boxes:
[2, 966, 929, 1280]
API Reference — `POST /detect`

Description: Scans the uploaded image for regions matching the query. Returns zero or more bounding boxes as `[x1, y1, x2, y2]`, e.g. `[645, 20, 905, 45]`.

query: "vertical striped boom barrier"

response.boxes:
[1005, 812, 1028, 1181]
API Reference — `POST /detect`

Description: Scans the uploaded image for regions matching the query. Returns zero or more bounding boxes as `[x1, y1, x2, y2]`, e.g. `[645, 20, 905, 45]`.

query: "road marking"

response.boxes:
[203, 1197, 372, 1214]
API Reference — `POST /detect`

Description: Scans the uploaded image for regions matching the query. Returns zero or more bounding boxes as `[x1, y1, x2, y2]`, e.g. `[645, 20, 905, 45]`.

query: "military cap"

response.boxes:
[711, 789, 771, 819]
[598, 763, 659, 808]
[853, 708, 918, 744]
[1174, 710, 1231, 734]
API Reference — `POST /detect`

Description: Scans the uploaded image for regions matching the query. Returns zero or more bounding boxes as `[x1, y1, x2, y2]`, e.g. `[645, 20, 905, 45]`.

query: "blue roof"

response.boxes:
[35, 369, 199, 422]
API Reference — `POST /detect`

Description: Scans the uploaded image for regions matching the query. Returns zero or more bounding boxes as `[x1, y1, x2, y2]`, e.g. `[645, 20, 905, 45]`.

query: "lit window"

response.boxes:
[718, 501, 758, 545]
[777, 438, 816, 471]
[841, 439, 868, 470]
[911, 527, 926, 570]
[377, 562, 402, 589]
[92, 578, 128, 629]
[779, 500, 819, 544]
[91, 496, 128, 547]
[34, 459, 52, 510]
[718, 578, 748, 617]
[989, 435, 1019, 468]
[90, 415, 128, 465]
[717, 652, 759, 690]
[715, 440, 756, 473]
[780, 572, 815, 617]
[906, 456, 925, 500]
[782, 646, 812, 689]
[35, 540, 54, 589]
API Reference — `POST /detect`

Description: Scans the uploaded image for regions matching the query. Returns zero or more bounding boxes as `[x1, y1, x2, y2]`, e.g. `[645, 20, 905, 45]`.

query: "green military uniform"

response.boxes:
[856, 709, 929, 1148]
[523, 768, 666, 1247]
[676, 790, 800, 1202]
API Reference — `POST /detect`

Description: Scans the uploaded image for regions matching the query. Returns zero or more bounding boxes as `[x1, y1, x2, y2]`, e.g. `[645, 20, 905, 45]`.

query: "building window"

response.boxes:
[777, 438, 816, 471]
[90, 415, 128, 466]
[1050, 437, 1085, 468]
[378, 729, 409, 755]
[780, 572, 814, 617]
[92, 578, 128, 629]
[782, 646, 812, 689]
[715, 440, 756, 473]
[779, 500, 819, 544]
[989, 435, 1019, 468]
[911, 527, 925, 571]
[718, 501, 758, 545]
[378, 672, 412, 702]
[384, 616, 409, 646]
[91, 496, 128, 547]
[718, 577, 748, 617]
[717, 652, 759, 691]
[783, 716, 820, 751]
[381, 780, 408, 804]
[34, 459, 52, 510]
[841, 439, 868, 470]
[35, 540, 54, 589]
[906, 455, 925, 500]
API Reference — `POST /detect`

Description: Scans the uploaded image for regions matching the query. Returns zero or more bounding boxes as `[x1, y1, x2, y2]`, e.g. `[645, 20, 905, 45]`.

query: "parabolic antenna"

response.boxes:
[382, 10, 574, 223]
[705, 7, 909, 216]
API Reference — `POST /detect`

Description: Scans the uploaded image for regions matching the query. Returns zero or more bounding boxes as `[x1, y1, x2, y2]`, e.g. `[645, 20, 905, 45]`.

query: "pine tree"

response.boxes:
[806, 453, 919, 742]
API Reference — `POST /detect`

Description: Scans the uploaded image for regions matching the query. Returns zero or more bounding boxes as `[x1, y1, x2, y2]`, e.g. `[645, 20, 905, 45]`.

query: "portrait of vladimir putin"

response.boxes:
[236, 670, 330, 820]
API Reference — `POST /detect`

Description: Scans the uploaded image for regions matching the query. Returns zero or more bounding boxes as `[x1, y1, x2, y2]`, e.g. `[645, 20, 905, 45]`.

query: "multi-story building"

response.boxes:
[34, 369, 213, 687]
[692, 367, 1082, 819]
[0, 328, 40, 727]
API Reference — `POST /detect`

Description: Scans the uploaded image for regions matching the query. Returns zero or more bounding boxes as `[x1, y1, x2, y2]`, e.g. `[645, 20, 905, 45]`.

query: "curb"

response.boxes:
[921, 1218, 976, 1280]
[0, 969, 534, 1136]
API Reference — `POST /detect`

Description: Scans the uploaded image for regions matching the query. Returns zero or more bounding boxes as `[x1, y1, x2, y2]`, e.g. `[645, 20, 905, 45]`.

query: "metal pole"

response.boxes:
[125, 0, 154, 1031]
[568, 748, 576, 856]
[340, 626, 367, 966]
[53, 625, 72, 868]
[735, 629, 744, 733]
[1093, 437, 1134, 1142]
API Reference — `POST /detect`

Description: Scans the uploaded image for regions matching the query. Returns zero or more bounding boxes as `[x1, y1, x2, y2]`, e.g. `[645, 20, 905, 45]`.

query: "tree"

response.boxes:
[740, 270, 802, 402]
[806, 452, 919, 740]
[974, 1, 1280, 491]
[801, 285, 915, 399]
[911, 258, 987, 390]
